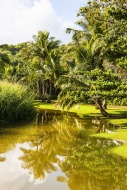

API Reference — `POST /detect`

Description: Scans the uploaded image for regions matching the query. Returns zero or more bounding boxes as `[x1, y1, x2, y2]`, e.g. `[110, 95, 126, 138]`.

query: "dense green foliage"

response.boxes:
[0, 0, 127, 118]
[0, 81, 35, 122]
[56, 0, 127, 116]
[16, 31, 63, 102]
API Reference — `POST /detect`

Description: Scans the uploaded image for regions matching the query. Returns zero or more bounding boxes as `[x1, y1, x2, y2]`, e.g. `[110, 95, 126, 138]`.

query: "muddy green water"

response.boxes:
[0, 110, 127, 190]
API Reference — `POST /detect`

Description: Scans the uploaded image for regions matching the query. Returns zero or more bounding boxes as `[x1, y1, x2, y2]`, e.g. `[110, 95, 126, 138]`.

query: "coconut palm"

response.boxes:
[20, 31, 62, 102]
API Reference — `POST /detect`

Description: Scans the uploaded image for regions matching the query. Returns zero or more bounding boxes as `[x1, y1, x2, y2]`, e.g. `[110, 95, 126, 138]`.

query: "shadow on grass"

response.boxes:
[111, 110, 127, 114]
[33, 101, 127, 120]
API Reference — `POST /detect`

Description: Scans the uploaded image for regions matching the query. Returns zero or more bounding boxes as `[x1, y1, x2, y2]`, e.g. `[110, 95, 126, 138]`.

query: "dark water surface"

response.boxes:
[0, 110, 127, 190]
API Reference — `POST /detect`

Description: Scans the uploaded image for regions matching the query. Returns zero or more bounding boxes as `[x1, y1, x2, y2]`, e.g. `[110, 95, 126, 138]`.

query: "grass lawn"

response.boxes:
[34, 100, 127, 121]
[92, 129, 127, 158]
[34, 100, 127, 158]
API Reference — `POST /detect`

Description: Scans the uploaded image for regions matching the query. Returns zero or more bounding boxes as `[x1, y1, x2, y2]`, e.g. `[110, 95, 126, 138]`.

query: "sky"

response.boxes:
[0, 0, 87, 45]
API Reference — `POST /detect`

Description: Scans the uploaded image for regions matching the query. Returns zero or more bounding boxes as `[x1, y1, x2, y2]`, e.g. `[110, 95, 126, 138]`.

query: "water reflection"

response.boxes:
[0, 110, 126, 190]
[92, 117, 121, 133]
[59, 142, 127, 190]
[0, 157, 6, 162]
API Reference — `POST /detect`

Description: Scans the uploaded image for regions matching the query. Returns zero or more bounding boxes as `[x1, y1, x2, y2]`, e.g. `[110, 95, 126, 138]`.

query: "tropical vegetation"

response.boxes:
[0, 0, 127, 119]
[0, 1, 127, 188]
[0, 81, 35, 122]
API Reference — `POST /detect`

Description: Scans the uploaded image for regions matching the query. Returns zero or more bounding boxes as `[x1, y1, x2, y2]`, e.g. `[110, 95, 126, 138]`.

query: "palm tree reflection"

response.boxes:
[19, 110, 127, 190]
[19, 111, 92, 180]
[0, 156, 6, 162]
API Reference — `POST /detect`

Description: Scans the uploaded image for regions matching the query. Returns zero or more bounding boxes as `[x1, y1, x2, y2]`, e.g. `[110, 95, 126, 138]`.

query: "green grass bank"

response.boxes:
[34, 101, 127, 158]
[34, 100, 127, 122]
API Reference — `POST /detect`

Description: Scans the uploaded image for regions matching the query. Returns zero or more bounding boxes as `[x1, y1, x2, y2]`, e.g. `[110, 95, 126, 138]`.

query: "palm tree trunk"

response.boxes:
[42, 82, 46, 102]
[37, 80, 42, 100]
[47, 80, 52, 103]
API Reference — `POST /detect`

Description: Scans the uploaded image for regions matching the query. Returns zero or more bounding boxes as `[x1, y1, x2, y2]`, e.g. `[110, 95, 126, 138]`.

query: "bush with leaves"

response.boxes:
[0, 81, 35, 122]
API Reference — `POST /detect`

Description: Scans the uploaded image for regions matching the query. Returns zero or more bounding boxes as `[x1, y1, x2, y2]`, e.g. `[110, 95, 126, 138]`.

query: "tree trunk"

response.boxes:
[46, 80, 52, 103]
[37, 80, 42, 100]
[94, 97, 111, 117]
[42, 82, 46, 102]
[102, 98, 107, 109]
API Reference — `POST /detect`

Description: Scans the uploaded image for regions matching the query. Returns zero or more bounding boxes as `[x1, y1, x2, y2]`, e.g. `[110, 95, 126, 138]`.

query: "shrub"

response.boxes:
[0, 81, 35, 122]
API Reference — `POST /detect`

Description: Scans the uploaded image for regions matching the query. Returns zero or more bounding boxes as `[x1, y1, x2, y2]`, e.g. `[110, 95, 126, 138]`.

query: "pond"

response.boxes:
[0, 110, 127, 190]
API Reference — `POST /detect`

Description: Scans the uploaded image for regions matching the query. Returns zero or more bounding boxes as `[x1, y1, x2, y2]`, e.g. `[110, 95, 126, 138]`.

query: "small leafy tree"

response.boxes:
[56, 0, 127, 117]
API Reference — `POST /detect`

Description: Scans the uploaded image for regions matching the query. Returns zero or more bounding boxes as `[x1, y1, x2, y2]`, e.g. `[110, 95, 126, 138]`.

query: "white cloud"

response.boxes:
[0, 0, 76, 45]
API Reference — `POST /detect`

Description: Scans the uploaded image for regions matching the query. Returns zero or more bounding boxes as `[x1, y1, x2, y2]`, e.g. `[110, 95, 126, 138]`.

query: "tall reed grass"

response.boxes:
[0, 81, 35, 122]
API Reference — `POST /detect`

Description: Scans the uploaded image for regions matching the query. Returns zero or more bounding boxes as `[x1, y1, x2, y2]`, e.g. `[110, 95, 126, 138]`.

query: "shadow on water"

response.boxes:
[0, 109, 127, 190]
[35, 109, 121, 132]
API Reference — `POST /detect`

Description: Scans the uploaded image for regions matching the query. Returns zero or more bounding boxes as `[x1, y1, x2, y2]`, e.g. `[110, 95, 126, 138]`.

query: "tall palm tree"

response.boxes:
[20, 31, 62, 102]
